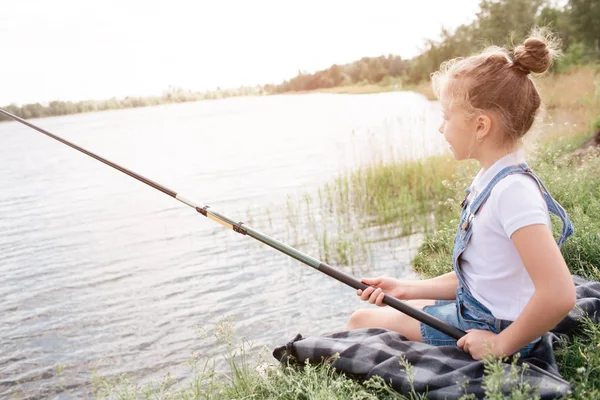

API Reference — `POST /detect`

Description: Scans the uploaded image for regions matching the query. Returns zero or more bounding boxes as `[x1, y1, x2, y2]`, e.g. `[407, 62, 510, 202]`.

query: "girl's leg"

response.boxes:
[345, 299, 435, 342]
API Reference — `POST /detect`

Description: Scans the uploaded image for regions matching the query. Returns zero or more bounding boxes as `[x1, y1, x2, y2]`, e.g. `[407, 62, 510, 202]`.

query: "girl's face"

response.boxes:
[438, 100, 478, 160]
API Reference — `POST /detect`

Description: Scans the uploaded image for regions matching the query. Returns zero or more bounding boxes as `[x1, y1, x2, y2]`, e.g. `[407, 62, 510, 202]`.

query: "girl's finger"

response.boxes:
[361, 287, 374, 301]
[376, 291, 386, 307]
[357, 289, 362, 296]
[361, 277, 382, 287]
[369, 288, 382, 304]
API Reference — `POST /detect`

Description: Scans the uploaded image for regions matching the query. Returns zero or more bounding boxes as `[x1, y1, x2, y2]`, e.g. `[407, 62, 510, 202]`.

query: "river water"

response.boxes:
[0, 92, 447, 398]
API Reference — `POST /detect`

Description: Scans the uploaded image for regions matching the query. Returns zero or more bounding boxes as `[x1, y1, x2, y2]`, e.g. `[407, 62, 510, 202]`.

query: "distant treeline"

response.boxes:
[1, 0, 598, 122]
[0, 86, 265, 122]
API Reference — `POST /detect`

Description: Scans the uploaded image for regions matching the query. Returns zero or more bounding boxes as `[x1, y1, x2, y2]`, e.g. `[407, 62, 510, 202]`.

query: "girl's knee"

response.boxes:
[346, 305, 427, 339]
[346, 309, 371, 330]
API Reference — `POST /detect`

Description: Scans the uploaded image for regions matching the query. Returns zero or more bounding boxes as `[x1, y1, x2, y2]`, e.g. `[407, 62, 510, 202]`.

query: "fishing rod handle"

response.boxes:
[318, 263, 466, 340]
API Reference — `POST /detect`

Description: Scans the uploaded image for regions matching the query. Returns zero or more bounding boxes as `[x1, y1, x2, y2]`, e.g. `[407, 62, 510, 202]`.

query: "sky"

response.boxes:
[0, 0, 483, 105]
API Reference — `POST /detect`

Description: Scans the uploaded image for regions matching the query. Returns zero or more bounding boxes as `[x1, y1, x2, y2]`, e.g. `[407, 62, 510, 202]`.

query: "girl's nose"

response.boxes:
[438, 123, 444, 134]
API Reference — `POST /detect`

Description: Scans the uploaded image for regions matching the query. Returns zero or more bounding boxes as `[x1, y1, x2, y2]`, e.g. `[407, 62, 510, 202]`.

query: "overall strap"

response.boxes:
[469, 165, 525, 215]
[520, 163, 574, 246]
[468, 163, 573, 247]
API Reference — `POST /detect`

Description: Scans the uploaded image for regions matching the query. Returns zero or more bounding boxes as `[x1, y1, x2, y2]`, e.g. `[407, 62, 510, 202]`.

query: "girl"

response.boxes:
[346, 29, 576, 360]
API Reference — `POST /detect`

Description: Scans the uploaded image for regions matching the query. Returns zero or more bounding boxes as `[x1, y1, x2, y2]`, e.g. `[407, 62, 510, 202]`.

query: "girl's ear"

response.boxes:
[475, 114, 492, 141]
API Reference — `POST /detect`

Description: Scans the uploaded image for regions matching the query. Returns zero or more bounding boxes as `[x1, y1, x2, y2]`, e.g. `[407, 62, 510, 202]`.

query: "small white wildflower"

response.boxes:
[194, 325, 209, 339]
[255, 362, 272, 379]
[577, 367, 586, 374]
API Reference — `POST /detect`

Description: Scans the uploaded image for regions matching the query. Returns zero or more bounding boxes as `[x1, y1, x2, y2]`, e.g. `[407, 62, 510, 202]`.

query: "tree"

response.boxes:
[474, 0, 545, 47]
[568, 0, 600, 54]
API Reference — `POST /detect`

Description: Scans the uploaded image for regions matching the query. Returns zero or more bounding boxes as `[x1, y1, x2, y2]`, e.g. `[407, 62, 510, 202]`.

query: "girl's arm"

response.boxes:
[459, 224, 575, 359]
[359, 271, 458, 304]
[496, 224, 576, 355]
[403, 271, 459, 300]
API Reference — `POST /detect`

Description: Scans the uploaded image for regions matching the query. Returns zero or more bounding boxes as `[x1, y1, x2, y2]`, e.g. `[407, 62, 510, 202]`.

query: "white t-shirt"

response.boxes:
[460, 151, 552, 321]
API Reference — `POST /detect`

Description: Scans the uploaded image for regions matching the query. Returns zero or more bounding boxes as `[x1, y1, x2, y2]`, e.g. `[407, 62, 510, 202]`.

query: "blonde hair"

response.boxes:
[431, 28, 561, 145]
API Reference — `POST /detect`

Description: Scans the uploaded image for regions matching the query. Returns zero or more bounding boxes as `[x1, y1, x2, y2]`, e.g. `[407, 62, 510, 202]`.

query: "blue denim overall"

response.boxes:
[420, 163, 574, 356]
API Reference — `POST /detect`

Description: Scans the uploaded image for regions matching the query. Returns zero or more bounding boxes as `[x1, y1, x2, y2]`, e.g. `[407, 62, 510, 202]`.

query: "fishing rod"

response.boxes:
[0, 108, 466, 340]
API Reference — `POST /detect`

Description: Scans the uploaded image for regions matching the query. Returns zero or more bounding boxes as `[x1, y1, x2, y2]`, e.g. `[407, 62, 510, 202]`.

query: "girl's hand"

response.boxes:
[456, 329, 508, 360]
[356, 277, 406, 306]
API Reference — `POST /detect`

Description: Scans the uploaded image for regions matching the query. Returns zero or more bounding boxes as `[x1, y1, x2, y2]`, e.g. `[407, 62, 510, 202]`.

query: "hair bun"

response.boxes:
[512, 37, 552, 74]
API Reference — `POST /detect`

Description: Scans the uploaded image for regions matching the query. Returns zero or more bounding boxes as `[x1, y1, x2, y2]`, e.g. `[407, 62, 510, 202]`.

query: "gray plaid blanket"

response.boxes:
[273, 276, 600, 399]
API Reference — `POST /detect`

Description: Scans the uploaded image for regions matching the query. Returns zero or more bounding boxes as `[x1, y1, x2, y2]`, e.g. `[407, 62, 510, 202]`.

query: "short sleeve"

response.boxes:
[490, 175, 551, 238]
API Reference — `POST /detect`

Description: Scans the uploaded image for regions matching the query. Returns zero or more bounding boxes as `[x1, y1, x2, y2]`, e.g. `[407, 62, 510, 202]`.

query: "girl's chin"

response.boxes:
[447, 144, 459, 158]
[448, 146, 467, 161]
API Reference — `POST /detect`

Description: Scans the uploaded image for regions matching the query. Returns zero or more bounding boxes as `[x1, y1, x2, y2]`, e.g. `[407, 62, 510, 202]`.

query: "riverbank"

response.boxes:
[283, 77, 436, 100]
[92, 66, 600, 399]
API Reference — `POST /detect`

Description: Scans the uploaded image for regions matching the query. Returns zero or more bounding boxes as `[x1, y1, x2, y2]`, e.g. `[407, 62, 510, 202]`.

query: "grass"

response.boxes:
[308, 84, 402, 95]
[90, 319, 545, 400]
[285, 76, 439, 99]
[291, 77, 438, 100]
[84, 66, 600, 399]
[245, 155, 476, 270]
[293, 77, 406, 96]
